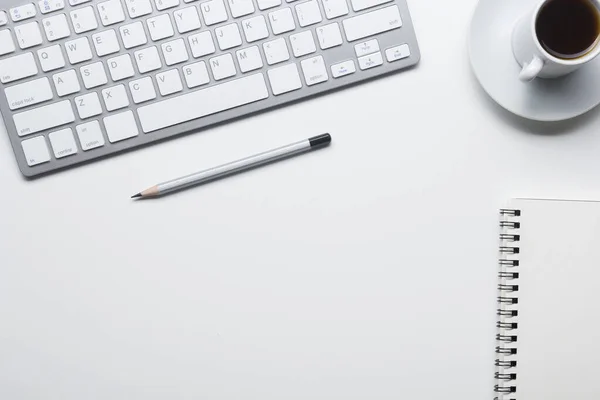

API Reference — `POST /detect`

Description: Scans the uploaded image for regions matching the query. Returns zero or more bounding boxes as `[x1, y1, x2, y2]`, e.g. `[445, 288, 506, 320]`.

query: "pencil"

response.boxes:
[132, 133, 332, 199]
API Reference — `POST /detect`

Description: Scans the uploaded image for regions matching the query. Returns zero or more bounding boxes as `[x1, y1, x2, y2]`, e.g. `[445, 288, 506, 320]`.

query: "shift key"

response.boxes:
[342, 5, 402, 42]
[13, 100, 75, 137]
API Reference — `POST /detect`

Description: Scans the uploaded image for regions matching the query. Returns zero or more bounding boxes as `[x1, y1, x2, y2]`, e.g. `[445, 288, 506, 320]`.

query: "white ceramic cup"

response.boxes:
[512, 0, 600, 82]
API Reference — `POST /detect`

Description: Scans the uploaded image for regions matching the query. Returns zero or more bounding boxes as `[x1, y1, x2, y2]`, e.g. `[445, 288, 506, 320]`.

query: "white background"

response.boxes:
[3, 0, 600, 398]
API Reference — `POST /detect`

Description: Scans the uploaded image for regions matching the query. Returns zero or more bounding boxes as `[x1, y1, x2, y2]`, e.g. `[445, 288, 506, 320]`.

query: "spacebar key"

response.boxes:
[138, 73, 269, 133]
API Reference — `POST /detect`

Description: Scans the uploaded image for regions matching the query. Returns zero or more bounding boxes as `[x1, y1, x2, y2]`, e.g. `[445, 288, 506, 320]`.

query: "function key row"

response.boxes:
[7, 0, 69, 22]
[11, 3, 37, 22]
[1, 0, 391, 28]
[39, 0, 66, 14]
[2, 0, 124, 25]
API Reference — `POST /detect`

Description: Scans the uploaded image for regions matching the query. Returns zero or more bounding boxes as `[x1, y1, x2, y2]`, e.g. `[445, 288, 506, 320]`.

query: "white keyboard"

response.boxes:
[0, 0, 420, 176]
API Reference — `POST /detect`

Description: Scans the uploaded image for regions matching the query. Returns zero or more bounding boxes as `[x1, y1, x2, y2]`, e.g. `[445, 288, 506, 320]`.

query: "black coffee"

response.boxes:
[536, 0, 600, 59]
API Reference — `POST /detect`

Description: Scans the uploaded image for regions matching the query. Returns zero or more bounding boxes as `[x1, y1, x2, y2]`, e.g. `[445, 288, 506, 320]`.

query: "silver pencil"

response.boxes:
[131, 133, 332, 199]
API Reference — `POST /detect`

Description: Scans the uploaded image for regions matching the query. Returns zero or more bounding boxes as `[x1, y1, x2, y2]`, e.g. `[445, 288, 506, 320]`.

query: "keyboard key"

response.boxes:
[92, 29, 120, 56]
[300, 55, 327, 86]
[227, 0, 254, 18]
[15, 22, 43, 49]
[5, 77, 53, 110]
[21, 136, 51, 166]
[0, 11, 8, 26]
[269, 8, 295, 35]
[342, 5, 401, 42]
[70, 6, 98, 33]
[53, 69, 81, 96]
[38, 0, 66, 14]
[209, 53, 236, 80]
[107, 54, 135, 81]
[354, 39, 379, 57]
[242, 15, 269, 42]
[49, 128, 77, 158]
[295, 0, 322, 27]
[147, 14, 174, 41]
[43, 14, 71, 41]
[65, 37, 93, 64]
[124, 0, 153, 18]
[37, 45, 67, 73]
[155, 0, 180, 10]
[215, 23, 242, 50]
[385, 43, 410, 62]
[81, 61, 108, 89]
[134, 46, 162, 72]
[10, 4, 37, 22]
[13, 100, 75, 136]
[330, 59, 355, 78]
[70, 0, 92, 5]
[188, 31, 215, 57]
[257, 0, 281, 10]
[200, 0, 228, 25]
[76, 120, 105, 150]
[156, 69, 183, 95]
[357, 51, 382, 70]
[322, 0, 348, 19]
[97, 0, 125, 26]
[316, 22, 342, 49]
[104, 110, 139, 143]
[182, 61, 210, 88]
[0, 30, 16, 56]
[102, 84, 130, 111]
[174, 6, 201, 33]
[137, 73, 268, 133]
[350, 0, 391, 12]
[289, 30, 316, 57]
[267, 63, 301, 95]
[263, 38, 289, 65]
[129, 77, 157, 103]
[120, 22, 148, 49]
[0, 53, 38, 84]
[75, 92, 103, 118]
[162, 38, 189, 65]
[236, 46, 263, 72]
[38, 45, 66, 71]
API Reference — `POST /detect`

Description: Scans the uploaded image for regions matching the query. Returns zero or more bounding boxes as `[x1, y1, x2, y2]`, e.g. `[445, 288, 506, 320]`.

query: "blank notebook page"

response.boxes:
[501, 199, 600, 399]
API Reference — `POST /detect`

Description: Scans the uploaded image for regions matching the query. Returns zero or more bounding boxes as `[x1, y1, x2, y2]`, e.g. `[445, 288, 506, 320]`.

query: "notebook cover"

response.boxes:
[495, 199, 600, 400]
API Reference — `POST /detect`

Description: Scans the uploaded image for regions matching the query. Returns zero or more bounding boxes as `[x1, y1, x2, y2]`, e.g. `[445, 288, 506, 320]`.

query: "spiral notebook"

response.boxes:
[495, 199, 600, 400]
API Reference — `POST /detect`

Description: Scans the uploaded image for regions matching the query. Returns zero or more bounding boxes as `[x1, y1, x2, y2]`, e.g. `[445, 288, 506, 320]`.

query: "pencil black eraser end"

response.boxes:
[309, 133, 332, 148]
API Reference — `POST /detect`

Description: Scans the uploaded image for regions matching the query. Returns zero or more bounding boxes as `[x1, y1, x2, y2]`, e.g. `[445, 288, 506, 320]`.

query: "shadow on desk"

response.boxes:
[469, 71, 600, 136]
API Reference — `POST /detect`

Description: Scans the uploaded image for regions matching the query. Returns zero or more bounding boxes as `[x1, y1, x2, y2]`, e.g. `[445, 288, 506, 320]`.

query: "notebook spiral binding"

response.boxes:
[494, 208, 521, 400]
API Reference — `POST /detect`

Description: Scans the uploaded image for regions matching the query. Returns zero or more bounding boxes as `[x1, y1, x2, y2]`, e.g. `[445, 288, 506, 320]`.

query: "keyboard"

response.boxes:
[0, 0, 420, 177]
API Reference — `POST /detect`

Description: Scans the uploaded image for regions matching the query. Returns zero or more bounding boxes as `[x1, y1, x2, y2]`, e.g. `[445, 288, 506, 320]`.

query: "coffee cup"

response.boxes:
[512, 0, 600, 82]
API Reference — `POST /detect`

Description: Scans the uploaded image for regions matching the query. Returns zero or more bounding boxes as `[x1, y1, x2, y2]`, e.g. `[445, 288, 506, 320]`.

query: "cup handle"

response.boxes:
[519, 56, 544, 82]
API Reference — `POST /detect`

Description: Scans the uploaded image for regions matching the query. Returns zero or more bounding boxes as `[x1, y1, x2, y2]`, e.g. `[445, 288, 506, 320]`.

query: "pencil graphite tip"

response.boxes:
[131, 193, 142, 199]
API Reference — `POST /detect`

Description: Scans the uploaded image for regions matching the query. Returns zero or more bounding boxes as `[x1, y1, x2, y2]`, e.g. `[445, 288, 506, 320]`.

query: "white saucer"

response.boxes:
[469, 0, 600, 122]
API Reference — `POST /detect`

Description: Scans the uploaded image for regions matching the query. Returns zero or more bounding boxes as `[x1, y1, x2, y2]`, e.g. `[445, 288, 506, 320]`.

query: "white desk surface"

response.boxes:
[3, 0, 600, 398]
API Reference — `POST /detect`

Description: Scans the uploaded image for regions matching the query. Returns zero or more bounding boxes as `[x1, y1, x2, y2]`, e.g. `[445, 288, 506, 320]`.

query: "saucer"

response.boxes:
[469, 0, 600, 122]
